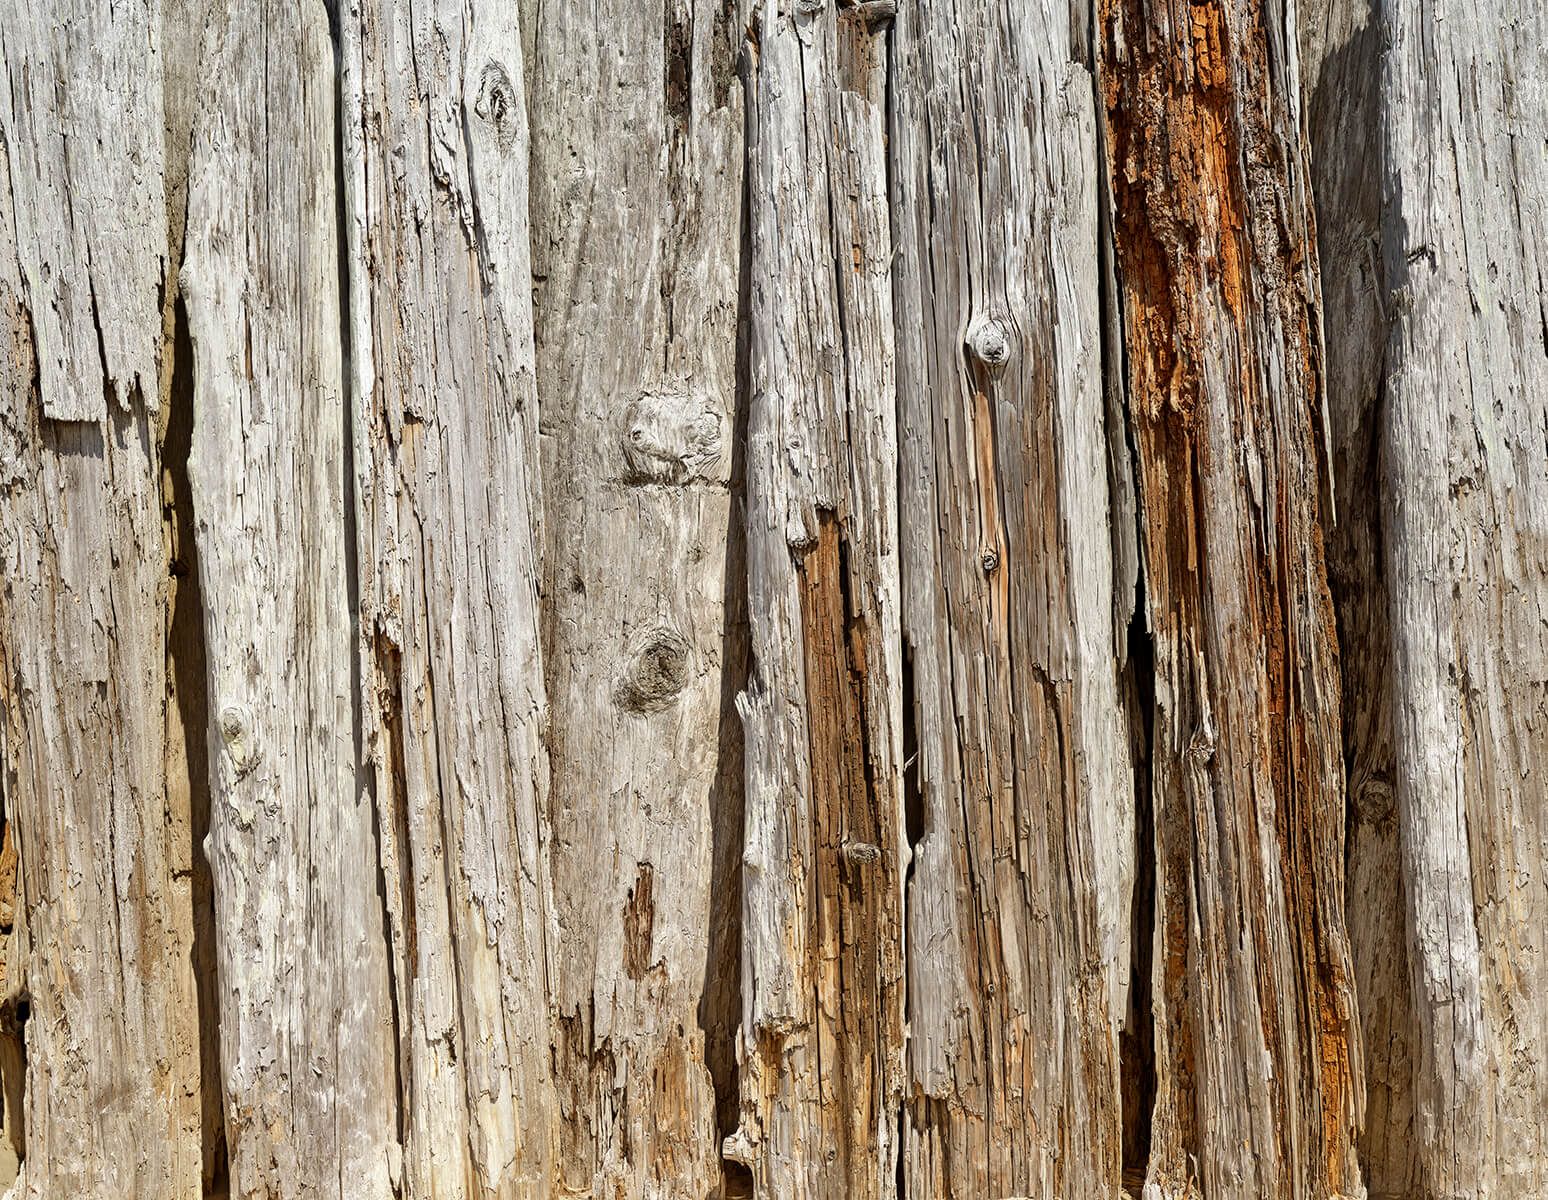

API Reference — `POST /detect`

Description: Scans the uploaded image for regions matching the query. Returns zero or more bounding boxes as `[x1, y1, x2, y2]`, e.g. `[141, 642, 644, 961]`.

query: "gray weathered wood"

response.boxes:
[889, 0, 1136, 1194]
[342, 0, 559, 1192]
[729, 0, 905, 1194]
[0, 1, 1543, 1195]
[1303, 0, 1548, 1193]
[181, 3, 397, 1194]
[527, 2, 746, 1193]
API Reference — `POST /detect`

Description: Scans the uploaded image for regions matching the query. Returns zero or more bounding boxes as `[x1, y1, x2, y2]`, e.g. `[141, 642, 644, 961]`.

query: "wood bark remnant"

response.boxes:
[889, 0, 1136, 1195]
[343, 1, 558, 1195]
[1098, 0, 1363, 1195]
[731, 0, 905, 1194]
[181, 3, 397, 1194]
[527, 0, 746, 1193]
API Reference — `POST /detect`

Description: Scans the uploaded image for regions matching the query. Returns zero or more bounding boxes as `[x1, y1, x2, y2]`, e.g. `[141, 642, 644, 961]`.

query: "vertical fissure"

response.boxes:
[703, 91, 755, 1200]
[162, 292, 228, 1198]
[0, 779, 24, 1189]
[1119, 598, 1157, 1190]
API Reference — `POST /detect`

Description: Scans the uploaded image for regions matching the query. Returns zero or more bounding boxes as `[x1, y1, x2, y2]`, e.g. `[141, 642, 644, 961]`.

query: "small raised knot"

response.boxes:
[218, 704, 257, 778]
[474, 62, 519, 151]
[219, 706, 246, 742]
[617, 626, 692, 713]
[965, 314, 1013, 369]
[980, 547, 999, 573]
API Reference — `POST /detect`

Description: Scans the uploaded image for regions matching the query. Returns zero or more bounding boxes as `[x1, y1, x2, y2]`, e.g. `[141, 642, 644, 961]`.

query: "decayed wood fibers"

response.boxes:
[0, 0, 1543, 1196]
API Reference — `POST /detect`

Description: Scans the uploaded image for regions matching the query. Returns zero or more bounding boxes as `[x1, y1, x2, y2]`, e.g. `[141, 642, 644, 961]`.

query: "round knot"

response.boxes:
[965, 314, 1013, 369]
[474, 62, 519, 151]
[617, 626, 692, 714]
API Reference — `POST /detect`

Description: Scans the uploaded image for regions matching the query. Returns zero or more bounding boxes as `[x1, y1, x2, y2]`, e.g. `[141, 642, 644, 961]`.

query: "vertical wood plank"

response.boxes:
[0, 2, 203, 1193]
[1375, 0, 1548, 1191]
[1098, 0, 1364, 1194]
[890, 1, 1135, 1194]
[527, 1, 747, 1193]
[730, 1, 905, 1194]
[181, 4, 398, 1194]
[342, 0, 559, 1192]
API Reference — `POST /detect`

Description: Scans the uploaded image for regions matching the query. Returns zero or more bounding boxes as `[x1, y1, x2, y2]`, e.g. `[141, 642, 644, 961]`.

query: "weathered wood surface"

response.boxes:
[343, 1, 557, 1195]
[1098, 0, 1363, 1195]
[181, 2, 397, 1195]
[730, 1, 904, 1195]
[1305, 0, 1548, 1195]
[0, 3, 202, 1196]
[0, 0, 1544, 1196]
[1300, 2, 1416, 1195]
[890, 0, 1134, 1195]
[527, 2, 745, 1194]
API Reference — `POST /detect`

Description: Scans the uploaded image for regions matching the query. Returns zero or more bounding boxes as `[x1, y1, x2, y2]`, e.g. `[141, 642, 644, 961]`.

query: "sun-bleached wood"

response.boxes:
[1306, 0, 1548, 1194]
[731, 1, 905, 1194]
[181, 3, 397, 1194]
[342, 1, 558, 1195]
[526, 2, 745, 1194]
[0, 3, 202, 1195]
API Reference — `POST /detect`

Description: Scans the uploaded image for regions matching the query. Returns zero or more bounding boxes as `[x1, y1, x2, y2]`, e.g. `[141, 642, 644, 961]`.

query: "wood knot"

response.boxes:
[965, 314, 1013, 370]
[621, 392, 723, 484]
[218, 704, 258, 778]
[474, 62, 519, 151]
[980, 546, 1000, 573]
[617, 626, 692, 713]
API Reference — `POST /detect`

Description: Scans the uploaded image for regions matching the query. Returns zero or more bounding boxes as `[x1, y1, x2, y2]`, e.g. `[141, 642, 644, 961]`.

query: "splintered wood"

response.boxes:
[0, 0, 1541, 1196]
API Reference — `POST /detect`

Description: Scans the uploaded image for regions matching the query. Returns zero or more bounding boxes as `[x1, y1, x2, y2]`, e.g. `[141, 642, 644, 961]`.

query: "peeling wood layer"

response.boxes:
[1098, 0, 1363, 1195]
[0, 3, 203, 1195]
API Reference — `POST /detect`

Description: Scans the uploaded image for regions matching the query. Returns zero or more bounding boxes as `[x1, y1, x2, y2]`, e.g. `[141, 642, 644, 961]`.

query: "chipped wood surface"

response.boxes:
[0, 0, 1543, 1196]
[731, 0, 905, 1193]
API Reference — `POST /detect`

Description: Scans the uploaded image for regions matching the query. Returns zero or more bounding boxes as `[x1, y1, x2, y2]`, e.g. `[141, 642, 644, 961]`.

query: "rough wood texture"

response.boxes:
[889, 0, 1135, 1195]
[342, 1, 558, 1193]
[1098, 0, 1363, 1195]
[1304, 0, 1548, 1194]
[3, 0, 1547, 1196]
[1299, 2, 1418, 1194]
[527, 1, 745, 1193]
[0, 3, 202, 1195]
[730, 1, 905, 1194]
[181, 3, 397, 1194]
